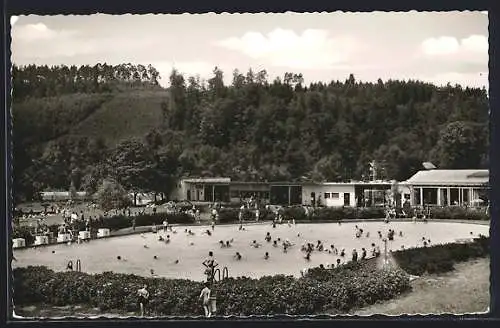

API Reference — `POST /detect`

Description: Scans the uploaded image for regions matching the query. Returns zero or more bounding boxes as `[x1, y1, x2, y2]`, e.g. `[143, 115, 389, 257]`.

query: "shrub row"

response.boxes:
[219, 206, 387, 223]
[218, 205, 489, 224]
[392, 235, 489, 276]
[13, 261, 410, 316]
[430, 206, 489, 221]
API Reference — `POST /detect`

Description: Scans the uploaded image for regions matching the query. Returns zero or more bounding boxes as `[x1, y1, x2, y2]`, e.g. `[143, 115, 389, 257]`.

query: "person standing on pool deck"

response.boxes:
[202, 251, 218, 283]
[137, 284, 149, 317]
[199, 282, 212, 318]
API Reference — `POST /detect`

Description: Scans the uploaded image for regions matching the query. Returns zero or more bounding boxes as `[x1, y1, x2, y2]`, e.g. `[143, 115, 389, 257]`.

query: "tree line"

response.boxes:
[11, 65, 489, 203]
[12, 63, 161, 100]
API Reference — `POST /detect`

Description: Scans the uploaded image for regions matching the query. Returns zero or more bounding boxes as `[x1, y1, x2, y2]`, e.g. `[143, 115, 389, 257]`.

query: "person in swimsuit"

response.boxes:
[199, 282, 212, 318]
[202, 251, 218, 283]
[137, 284, 149, 317]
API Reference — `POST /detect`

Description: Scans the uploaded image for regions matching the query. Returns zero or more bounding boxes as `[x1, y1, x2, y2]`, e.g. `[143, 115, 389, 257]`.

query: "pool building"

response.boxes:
[403, 169, 489, 207]
[170, 177, 410, 207]
[169, 168, 488, 208]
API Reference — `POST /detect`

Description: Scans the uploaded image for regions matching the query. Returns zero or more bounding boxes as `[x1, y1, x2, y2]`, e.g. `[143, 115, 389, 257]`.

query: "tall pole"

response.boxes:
[384, 238, 388, 267]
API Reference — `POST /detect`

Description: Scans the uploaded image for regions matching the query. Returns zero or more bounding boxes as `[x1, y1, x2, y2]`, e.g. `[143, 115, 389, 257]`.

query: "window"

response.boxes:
[230, 190, 240, 198]
[324, 193, 331, 199]
[331, 193, 340, 199]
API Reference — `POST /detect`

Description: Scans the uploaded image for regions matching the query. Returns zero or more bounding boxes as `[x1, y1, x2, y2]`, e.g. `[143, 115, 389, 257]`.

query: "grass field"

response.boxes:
[13, 89, 169, 148]
[68, 90, 168, 146]
[353, 257, 490, 315]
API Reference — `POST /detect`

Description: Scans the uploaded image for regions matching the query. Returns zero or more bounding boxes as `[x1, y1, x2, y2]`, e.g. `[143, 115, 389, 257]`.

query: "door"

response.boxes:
[310, 192, 316, 206]
[187, 190, 191, 201]
[344, 193, 350, 206]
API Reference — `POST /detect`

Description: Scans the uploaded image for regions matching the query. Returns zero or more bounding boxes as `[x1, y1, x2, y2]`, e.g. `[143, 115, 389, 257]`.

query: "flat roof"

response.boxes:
[182, 177, 231, 184]
[405, 169, 489, 186]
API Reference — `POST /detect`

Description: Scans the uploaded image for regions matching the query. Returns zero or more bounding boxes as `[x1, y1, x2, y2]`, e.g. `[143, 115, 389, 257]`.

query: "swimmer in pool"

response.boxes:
[304, 252, 311, 261]
[235, 252, 242, 260]
[264, 252, 269, 260]
[251, 240, 261, 248]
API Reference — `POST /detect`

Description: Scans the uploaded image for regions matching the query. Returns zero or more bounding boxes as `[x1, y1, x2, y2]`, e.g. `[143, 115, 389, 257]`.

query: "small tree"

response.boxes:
[96, 179, 131, 212]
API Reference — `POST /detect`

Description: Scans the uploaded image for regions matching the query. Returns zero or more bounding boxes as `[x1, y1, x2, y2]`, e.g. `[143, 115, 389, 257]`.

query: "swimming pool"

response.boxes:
[12, 221, 489, 281]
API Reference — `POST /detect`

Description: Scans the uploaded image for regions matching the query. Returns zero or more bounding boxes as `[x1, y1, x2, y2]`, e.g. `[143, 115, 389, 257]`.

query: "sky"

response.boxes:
[11, 12, 488, 89]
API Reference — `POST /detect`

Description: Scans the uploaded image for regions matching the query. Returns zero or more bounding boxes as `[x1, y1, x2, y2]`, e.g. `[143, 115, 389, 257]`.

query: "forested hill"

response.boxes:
[11, 64, 489, 202]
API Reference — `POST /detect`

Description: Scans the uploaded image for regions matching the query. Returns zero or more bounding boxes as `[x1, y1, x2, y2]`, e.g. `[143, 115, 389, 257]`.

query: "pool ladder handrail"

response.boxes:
[67, 259, 82, 272]
[213, 266, 229, 282]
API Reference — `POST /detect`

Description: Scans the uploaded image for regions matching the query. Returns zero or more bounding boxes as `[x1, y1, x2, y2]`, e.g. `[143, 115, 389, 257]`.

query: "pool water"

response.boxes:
[12, 221, 489, 281]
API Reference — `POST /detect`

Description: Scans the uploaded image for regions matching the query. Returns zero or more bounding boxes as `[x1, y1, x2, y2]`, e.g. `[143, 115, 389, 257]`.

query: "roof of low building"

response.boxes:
[182, 177, 231, 184]
[405, 169, 489, 186]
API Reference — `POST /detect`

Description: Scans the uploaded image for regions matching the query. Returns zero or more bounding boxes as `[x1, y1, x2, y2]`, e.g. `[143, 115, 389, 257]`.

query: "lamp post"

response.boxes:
[383, 238, 388, 268]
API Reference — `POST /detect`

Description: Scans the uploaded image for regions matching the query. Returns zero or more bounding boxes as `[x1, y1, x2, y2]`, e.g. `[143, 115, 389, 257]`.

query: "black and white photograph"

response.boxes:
[9, 11, 491, 319]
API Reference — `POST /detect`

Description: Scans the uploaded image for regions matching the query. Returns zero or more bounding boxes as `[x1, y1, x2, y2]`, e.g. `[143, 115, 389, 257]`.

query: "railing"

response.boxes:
[213, 266, 229, 282]
[67, 259, 82, 272]
[76, 259, 81, 272]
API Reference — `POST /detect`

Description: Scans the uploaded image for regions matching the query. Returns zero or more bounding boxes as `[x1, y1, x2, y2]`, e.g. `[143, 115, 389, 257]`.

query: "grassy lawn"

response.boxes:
[353, 256, 490, 315]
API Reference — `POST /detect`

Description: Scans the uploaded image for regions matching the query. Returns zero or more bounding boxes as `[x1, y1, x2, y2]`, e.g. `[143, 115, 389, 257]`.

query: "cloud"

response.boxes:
[421, 34, 488, 56]
[215, 28, 362, 70]
[461, 35, 488, 53]
[13, 23, 76, 42]
[421, 36, 460, 55]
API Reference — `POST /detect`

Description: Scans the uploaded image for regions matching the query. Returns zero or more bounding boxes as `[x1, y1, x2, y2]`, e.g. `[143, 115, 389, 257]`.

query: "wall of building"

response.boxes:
[229, 183, 270, 203]
[409, 185, 488, 206]
[302, 184, 356, 207]
[169, 180, 187, 201]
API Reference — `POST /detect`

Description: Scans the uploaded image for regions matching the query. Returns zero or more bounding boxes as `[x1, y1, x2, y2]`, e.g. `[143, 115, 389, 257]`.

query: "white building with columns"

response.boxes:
[404, 169, 489, 207]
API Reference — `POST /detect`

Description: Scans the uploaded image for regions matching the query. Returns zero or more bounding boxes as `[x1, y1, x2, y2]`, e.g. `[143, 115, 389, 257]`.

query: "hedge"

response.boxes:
[392, 235, 489, 276]
[13, 261, 410, 316]
[430, 206, 489, 221]
[218, 206, 386, 223]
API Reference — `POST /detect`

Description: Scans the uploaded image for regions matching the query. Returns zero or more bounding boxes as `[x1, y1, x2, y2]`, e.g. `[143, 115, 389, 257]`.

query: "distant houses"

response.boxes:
[40, 191, 89, 202]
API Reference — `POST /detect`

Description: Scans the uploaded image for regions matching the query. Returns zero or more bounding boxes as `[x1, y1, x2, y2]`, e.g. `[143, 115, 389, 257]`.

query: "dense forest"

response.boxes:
[11, 64, 489, 203]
